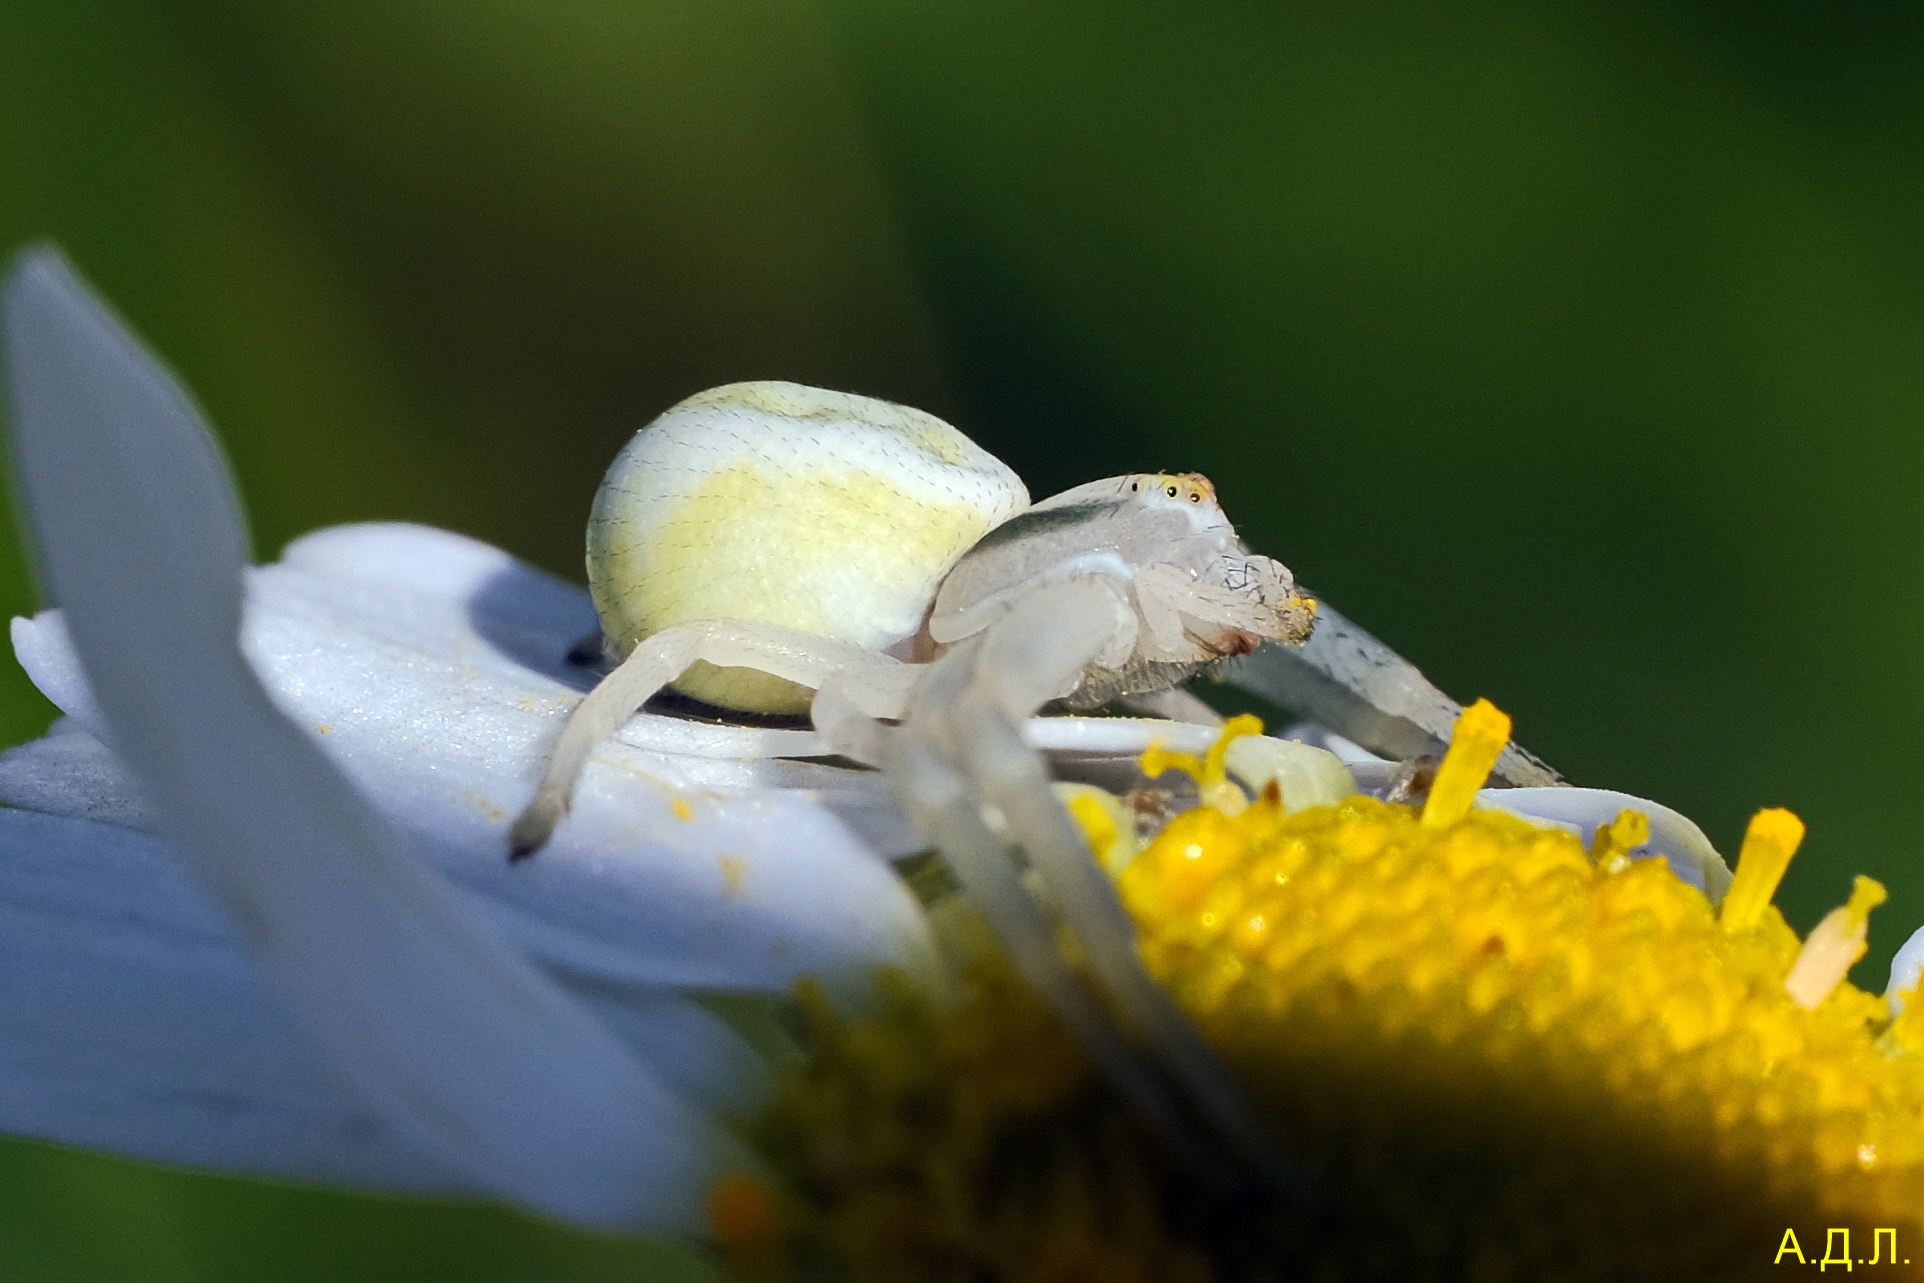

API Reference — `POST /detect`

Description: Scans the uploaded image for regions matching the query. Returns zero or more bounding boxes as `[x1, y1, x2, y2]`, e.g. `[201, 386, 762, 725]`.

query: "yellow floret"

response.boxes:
[1420, 696, 1510, 828]
[730, 705, 1924, 1280]
[1721, 807, 1806, 933]
[1140, 712, 1265, 816]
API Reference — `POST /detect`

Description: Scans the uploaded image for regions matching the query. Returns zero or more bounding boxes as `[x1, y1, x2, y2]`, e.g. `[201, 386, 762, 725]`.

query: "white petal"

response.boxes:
[1478, 786, 1733, 901]
[2, 249, 748, 1230]
[0, 807, 457, 1192]
[8, 520, 1220, 993]
[1887, 925, 1924, 1006]
[0, 806, 765, 1188]
[13, 524, 941, 994]
[1025, 717, 1216, 754]
[0, 717, 153, 828]
[1278, 721, 1388, 765]
[1276, 721, 1731, 898]
[273, 521, 829, 759]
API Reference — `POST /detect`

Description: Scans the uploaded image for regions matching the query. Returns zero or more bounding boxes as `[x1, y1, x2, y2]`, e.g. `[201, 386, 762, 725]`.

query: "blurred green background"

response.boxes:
[3, 1, 1922, 1277]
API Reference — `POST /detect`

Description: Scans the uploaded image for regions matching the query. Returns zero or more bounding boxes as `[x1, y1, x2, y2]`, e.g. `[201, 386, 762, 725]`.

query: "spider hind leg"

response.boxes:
[508, 620, 910, 859]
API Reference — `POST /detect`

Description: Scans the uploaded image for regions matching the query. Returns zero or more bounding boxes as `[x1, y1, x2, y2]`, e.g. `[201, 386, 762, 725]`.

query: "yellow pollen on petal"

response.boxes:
[1203, 713, 1263, 784]
[1589, 807, 1650, 874]
[1063, 788, 1118, 854]
[1720, 807, 1805, 932]
[1785, 875, 1888, 1010]
[1420, 698, 1510, 829]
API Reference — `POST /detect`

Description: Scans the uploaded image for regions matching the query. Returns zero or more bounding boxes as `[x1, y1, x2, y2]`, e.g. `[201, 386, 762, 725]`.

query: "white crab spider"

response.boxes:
[508, 379, 1560, 1192]
[511, 380, 1557, 856]
[508, 381, 1320, 857]
[497, 380, 1340, 1185]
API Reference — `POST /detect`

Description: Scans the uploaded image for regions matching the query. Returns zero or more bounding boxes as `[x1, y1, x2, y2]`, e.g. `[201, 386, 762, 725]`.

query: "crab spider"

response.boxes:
[508, 382, 1561, 1188]
[510, 380, 1558, 861]
[508, 383, 1314, 856]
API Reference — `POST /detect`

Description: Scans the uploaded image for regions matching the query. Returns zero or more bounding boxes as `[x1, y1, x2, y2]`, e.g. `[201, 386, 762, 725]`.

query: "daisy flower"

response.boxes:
[5, 246, 1921, 1280]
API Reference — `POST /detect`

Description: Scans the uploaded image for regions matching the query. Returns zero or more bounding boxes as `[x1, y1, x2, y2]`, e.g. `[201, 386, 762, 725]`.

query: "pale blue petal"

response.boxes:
[9, 522, 939, 996]
[1479, 786, 1733, 901]
[1888, 925, 1924, 1007]
[2, 248, 746, 1230]
[1283, 721, 1731, 900]
[0, 717, 153, 829]
[0, 807, 455, 1191]
[0, 806, 764, 1190]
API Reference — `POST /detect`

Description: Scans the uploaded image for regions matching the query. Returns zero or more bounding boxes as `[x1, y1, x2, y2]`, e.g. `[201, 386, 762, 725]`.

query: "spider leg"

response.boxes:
[892, 578, 1315, 1201]
[885, 626, 1231, 1185]
[808, 677, 893, 766]
[1118, 686, 1224, 725]
[509, 620, 909, 858]
[1220, 592, 1564, 787]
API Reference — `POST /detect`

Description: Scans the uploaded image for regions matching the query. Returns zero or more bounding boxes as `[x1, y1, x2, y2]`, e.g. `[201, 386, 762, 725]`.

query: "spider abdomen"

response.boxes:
[587, 381, 1029, 714]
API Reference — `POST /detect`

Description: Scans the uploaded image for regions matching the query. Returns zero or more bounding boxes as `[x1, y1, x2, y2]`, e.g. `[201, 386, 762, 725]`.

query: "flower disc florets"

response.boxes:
[728, 706, 1924, 1281]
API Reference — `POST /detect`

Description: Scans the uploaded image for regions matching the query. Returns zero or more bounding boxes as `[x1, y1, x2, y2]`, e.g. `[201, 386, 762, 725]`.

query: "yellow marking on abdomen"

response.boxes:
[586, 383, 1028, 715]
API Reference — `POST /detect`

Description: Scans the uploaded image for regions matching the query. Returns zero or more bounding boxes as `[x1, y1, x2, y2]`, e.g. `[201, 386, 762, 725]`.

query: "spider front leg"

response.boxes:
[1221, 594, 1564, 786]
[819, 608, 1226, 1182]
[509, 620, 913, 858]
[872, 576, 1314, 1199]
[1119, 686, 1225, 725]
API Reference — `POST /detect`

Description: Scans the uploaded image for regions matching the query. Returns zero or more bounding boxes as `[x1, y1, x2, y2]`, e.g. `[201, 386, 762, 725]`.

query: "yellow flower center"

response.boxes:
[726, 704, 1924, 1280]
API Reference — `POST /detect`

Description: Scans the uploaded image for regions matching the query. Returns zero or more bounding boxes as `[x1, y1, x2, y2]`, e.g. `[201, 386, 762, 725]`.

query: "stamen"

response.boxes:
[1140, 740, 1206, 786]
[1420, 698, 1510, 829]
[1785, 875, 1888, 1010]
[1588, 808, 1650, 875]
[1720, 808, 1805, 932]
[1140, 713, 1264, 815]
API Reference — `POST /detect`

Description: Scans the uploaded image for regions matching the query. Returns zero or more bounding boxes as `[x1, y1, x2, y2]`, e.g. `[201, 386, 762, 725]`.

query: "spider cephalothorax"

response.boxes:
[930, 472, 1316, 709]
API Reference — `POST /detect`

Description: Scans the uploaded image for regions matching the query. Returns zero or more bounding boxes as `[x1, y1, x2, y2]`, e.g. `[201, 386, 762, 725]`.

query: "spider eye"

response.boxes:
[1189, 492, 1201, 502]
[1165, 485, 1178, 497]
[1130, 481, 1139, 492]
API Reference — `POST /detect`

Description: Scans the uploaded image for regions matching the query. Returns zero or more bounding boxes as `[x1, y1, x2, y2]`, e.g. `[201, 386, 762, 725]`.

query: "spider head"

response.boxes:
[1122, 472, 1224, 524]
